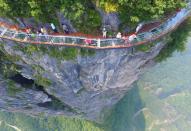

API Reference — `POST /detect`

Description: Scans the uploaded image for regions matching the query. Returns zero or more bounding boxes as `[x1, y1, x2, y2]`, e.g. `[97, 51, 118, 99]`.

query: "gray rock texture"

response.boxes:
[0, 37, 166, 122]
[96, 8, 120, 31]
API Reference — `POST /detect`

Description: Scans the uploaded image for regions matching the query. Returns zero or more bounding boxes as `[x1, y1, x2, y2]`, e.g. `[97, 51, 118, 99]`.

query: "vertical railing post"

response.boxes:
[0, 28, 7, 36]
[50, 37, 54, 44]
[97, 39, 100, 48]
[112, 40, 115, 46]
[63, 37, 67, 44]
[23, 35, 28, 41]
[131, 47, 135, 54]
[12, 32, 17, 38]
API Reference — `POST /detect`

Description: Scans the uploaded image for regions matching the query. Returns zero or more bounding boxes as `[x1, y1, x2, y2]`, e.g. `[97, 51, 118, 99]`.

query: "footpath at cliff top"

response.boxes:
[0, 4, 191, 49]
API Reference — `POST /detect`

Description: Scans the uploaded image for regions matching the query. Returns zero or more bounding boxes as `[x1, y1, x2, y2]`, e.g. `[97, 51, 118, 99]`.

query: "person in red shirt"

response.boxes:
[84, 39, 92, 45]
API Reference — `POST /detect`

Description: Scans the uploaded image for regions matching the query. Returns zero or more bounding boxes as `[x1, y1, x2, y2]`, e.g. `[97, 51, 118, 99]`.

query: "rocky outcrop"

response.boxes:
[96, 8, 120, 31]
[0, 37, 166, 122]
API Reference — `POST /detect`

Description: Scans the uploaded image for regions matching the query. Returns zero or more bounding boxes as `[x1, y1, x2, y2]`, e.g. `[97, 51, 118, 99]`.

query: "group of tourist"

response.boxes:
[20, 23, 70, 41]
[102, 27, 137, 44]
[1, 20, 139, 46]
[33, 23, 69, 36]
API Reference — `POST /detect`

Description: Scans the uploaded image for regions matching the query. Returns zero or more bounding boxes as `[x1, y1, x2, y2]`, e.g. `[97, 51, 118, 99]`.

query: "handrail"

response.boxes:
[0, 4, 191, 49]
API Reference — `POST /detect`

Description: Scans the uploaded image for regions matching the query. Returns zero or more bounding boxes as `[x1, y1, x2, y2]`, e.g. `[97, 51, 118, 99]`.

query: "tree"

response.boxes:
[0, 0, 187, 32]
[0, 0, 30, 18]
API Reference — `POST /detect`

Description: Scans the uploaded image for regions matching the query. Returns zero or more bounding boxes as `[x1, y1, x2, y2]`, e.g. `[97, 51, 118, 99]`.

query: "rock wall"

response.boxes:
[0, 38, 166, 123]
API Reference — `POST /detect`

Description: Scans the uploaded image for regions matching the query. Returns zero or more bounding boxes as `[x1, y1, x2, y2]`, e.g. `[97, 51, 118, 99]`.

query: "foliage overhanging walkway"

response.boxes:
[0, 6, 191, 49]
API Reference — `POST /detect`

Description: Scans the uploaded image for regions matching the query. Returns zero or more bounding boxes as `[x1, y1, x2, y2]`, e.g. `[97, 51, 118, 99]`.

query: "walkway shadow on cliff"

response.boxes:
[103, 83, 146, 131]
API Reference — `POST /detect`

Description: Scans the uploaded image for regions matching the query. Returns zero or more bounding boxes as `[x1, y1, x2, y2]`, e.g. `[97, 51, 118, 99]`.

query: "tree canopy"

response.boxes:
[0, 0, 186, 32]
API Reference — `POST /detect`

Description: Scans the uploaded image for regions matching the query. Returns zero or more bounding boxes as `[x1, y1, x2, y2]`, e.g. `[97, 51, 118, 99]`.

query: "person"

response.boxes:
[128, 33, 137, 42]
[62, 23, 69, 34]
[26, 27, 31, 34]
[23, 27, 31, 41]
[116, 32, 122, 39]
[40, 26, 46, 34]
[40, 26, 43, 34]
[84, 39, 92, 45]
[135, 23, 143, 33]
[36, 30, 42, 41]
[102, 27, 107, 38]
[50, 23, 58, 33]
[122, 36, 129, 44]
[11, 25, 19, 38]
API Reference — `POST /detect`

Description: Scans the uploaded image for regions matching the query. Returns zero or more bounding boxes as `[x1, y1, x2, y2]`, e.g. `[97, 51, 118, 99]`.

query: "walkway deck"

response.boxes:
[0, 6, 191, 49]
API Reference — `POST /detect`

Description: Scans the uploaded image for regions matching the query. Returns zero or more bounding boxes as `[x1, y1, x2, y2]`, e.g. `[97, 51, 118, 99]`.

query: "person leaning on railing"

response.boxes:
[122, 36, 129, 45]
[121, 33, 137, 46]
[84, 39, 92, 45]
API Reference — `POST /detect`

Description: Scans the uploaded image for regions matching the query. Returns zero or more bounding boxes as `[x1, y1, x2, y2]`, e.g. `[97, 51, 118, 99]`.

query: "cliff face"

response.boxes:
[0, 37, 166, 122]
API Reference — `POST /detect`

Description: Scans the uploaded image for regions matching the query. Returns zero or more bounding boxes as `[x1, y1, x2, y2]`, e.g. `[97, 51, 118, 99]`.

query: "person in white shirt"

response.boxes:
[50, 23, 58, 33]
[128, 34, 137, 42]
[102, 27, 107, 38]
[116, 32, 122, 39]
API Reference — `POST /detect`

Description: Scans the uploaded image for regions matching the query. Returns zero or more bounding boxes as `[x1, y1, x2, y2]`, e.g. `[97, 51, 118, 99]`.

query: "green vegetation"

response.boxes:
[156, 17, 191, 62]
[0, 0, 102, 33]
[33, 74, 51, 87]
[31, 64, 52, 87]
[0, 111, 104, 131]
[0, 63, 19, 78]
[14, 43, 95, 60]
[19, 44, 40, 55]
[80, 48, 95, 57]
[0, 43, 94, 88]
[135, 42, 155, 52]
[48, 47, 78, 60]
[94, 0, 186, 28]
[0, 44, 51, 87]
[0, 0, 186, 32]
[0, 45, 21, 78]
[7, 80, 23, 97]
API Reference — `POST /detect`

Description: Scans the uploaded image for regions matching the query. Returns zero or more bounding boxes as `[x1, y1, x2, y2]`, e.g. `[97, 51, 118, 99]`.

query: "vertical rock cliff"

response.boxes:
[0, 37, 166, 122]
